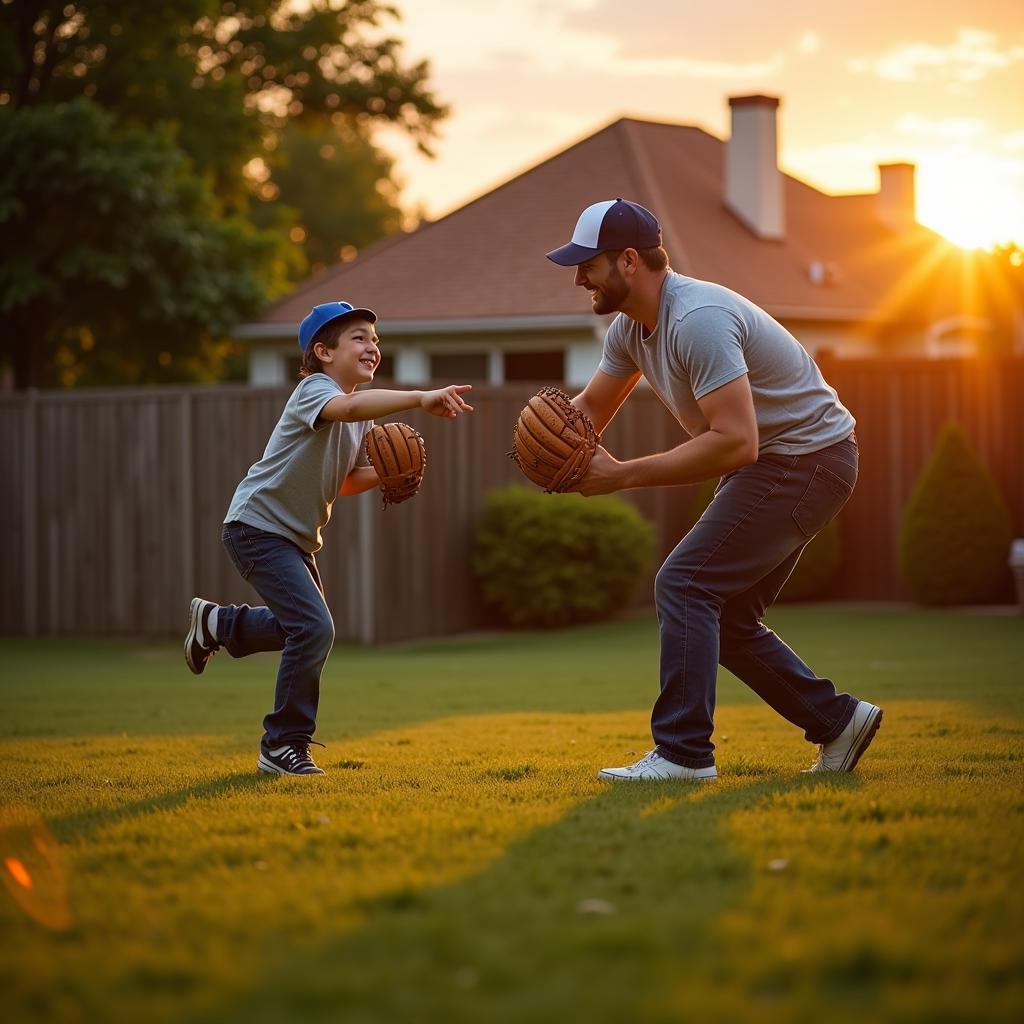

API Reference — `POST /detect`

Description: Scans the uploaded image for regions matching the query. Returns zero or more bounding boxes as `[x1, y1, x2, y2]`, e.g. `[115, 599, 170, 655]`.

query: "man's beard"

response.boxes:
[591, 266, 629, 314]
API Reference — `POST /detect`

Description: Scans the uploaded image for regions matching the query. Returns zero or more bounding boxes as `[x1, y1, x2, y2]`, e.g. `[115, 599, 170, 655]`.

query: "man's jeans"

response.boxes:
[653, 434, 860, 769]
[218, 521, 335, 747]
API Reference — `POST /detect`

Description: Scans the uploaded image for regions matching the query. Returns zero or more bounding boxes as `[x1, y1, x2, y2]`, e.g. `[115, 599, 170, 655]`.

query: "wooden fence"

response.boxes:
[2, 358, 1022, 643]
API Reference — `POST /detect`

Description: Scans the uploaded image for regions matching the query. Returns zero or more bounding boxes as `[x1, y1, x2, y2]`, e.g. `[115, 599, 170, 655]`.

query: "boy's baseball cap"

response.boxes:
[545, 199, 662, 266]
[298, 301, 377, 352]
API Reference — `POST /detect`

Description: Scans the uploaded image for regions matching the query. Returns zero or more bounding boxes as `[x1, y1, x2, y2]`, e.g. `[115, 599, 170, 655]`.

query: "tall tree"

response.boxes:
[0, 1, 447, 387]
[252, 120, 405, 273]
[0, 100, 292, 387]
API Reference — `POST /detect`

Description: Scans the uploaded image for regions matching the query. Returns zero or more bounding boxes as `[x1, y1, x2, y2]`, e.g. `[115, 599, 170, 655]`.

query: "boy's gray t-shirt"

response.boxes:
[599, 272, 855, 454]
[225, 374, 371, 553]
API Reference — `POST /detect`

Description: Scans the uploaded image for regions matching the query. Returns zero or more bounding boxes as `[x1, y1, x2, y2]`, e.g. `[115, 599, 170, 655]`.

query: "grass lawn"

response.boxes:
[1, 605, 1022, 1024]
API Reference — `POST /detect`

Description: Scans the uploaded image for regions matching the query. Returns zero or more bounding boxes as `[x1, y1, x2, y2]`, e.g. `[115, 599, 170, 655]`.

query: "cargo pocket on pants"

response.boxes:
[792, 464, 854, 538]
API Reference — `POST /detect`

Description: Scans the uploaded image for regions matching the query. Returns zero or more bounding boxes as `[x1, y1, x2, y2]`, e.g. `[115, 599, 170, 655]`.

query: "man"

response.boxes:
[546, 198, 882, 781]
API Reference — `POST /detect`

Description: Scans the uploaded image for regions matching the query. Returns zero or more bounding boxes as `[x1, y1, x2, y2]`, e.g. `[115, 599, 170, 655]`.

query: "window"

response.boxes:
[429, 352, 489, 380]
[504, 350, 565, 382]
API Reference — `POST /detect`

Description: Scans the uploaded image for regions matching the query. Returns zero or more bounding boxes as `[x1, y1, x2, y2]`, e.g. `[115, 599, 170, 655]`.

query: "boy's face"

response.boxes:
[317, 318, 381, 391]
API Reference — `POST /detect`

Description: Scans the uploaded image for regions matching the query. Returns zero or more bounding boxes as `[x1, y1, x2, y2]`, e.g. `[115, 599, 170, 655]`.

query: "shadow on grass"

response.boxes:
[51, 772, 277, 842]
[186, 773, 849, 1024]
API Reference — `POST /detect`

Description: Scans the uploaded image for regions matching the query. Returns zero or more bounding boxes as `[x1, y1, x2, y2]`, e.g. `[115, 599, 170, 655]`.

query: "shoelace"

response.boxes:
[630, 750, 659, 771]
[284, 740, 325, 767]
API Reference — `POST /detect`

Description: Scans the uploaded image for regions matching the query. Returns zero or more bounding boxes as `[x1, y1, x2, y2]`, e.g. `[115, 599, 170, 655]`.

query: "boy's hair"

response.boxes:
[603, 246, 670, 272]
[298, 320, 346, 378]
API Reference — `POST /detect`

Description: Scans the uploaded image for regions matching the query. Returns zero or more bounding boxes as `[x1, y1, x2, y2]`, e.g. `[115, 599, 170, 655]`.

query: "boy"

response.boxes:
[184, 300, 473, 776]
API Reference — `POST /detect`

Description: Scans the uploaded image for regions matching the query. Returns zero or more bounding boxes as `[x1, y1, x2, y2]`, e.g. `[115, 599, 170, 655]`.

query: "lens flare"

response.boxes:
[0, 805, 71, 931]
[4, 857, 33, 888]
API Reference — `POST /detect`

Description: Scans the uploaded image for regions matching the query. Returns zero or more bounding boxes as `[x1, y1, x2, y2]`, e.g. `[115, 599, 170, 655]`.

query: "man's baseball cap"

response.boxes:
[545, 199, 662, 266]
[298, 301, 377, 352]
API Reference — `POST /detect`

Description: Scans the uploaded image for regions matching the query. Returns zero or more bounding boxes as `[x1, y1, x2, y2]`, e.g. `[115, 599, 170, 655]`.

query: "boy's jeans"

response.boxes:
[653, 434, 860, 769]
[218, 521, 335, 747]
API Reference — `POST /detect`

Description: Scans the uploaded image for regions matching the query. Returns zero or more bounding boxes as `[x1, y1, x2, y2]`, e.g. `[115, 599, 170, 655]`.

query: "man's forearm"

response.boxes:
[620, 430, 757, 489]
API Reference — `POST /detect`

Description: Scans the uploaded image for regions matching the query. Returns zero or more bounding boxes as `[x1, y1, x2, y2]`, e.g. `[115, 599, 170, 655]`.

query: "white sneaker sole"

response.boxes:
[597, 767, 718, 782]
[840, 705, 883, 772]
[184, 597, 207, 674]
[257, 754, 324, 776]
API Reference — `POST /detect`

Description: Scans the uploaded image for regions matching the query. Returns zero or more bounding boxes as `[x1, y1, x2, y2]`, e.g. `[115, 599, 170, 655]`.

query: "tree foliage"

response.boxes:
[0, 1, 446, 386]
[0, 99, 291, 386]
[251, 121, 404, 272]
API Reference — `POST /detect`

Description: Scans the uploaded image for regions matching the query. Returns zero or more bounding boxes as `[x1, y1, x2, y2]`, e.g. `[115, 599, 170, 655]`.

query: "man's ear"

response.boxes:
[621, 248, 640, 275]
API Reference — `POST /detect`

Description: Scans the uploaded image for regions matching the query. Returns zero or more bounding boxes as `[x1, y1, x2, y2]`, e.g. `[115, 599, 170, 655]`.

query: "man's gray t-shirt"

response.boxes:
[225, 374, 372, 553]
[599, 272, 854, 454]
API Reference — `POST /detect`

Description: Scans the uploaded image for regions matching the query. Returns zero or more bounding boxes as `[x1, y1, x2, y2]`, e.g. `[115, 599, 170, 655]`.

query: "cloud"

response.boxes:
[895, 115, 987, 142]
[849, 28, 1024, 83]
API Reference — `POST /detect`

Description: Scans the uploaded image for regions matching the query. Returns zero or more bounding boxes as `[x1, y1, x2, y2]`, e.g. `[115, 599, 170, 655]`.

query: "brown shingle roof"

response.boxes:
[258, 116, 974, 329]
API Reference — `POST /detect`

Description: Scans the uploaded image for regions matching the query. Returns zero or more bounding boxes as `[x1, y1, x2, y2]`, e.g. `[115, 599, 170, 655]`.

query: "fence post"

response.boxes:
[22, 390, 38, 636]
[356, 490, 376, 644]
[180, 390, 194, 615]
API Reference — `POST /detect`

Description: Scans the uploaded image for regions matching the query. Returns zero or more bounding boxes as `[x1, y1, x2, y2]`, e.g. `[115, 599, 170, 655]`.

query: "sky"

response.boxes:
[373, 0, 1024, 249]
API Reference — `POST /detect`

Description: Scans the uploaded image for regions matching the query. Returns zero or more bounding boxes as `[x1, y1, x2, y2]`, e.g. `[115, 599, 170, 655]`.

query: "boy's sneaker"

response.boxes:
[258, 741, 326, 777]
[184, 598, 218, 675]
[598, 750, 717, 782]
[805, 701, 883, 773]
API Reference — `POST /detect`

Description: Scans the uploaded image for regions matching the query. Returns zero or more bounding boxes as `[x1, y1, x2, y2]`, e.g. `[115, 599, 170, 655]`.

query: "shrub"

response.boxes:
[472, 486, 655, 628]
[899, 421, 1013, 605]
[778, 516, 842, 601]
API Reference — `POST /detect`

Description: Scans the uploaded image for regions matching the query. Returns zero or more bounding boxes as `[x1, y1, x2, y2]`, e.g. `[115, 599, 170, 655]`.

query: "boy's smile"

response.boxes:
[320, 318, 381, 391]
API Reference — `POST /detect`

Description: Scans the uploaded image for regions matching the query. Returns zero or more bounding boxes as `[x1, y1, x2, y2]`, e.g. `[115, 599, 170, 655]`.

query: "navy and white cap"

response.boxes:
[298, 301, 377, 351]
[545, 198, 662, 266]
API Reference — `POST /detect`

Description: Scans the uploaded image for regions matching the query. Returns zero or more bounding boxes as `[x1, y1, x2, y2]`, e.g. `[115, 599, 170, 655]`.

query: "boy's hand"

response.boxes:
[421, 384, 473, 419]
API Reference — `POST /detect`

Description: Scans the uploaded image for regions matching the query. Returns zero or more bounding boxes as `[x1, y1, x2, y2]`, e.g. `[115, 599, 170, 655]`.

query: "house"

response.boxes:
[236, 94, 1017, 387]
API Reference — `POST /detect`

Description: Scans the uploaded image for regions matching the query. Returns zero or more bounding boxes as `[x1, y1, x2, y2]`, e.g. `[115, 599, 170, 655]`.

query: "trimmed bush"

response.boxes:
[899, 421, 1013, 605]
[778, 516, 842, 601]
[472, 486, 654, 628]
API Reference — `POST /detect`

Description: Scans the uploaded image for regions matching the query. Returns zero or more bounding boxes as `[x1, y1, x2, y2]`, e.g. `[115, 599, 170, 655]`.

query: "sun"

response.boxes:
[915, 155, 1024, 250]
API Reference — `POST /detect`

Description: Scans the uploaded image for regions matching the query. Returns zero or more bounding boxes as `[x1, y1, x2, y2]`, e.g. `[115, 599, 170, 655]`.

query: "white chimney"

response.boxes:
[877, 163, 916, 232]
[725, 94, 784, 240]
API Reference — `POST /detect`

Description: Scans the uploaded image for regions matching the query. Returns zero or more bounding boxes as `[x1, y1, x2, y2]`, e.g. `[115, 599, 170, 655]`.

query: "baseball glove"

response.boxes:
[508, 386, 600, 493]
[365, 422, 427, 509]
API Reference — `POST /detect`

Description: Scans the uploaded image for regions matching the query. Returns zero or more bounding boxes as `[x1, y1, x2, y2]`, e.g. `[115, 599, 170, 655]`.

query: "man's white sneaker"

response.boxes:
[597, 750, 717, 782]
[805, 701, 883, 773]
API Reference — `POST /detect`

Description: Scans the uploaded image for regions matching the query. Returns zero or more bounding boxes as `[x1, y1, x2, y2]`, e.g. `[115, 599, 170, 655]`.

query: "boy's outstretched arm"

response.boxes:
[320, 384, 474, 423]
[339, 467, 380, 497]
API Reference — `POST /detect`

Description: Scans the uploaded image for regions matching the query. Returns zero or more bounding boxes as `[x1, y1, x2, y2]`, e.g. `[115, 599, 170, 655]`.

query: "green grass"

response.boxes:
[0, 606, 1022, 1024]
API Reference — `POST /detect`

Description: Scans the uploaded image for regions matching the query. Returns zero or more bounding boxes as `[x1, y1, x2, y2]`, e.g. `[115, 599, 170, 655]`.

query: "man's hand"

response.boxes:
[421, 385, 474, 419]
[573, 446, 628, 496]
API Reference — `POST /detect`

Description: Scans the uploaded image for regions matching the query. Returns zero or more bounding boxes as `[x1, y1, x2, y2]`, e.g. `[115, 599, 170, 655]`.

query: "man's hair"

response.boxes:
[603, 246, 670, 272]
[298, 317, 363, 378]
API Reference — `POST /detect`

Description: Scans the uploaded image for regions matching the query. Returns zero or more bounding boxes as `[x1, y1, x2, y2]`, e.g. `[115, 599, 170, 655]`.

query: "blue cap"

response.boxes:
[298, 301, 377, 352]
[546, 199, 662, 266]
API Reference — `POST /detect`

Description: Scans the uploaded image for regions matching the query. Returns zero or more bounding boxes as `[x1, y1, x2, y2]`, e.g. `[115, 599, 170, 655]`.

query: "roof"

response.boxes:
[254, 116, 992, 332]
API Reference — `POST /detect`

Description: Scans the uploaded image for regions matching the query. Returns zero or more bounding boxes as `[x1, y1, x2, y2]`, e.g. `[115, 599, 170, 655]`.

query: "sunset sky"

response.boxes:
[376, 0, 1024, 249]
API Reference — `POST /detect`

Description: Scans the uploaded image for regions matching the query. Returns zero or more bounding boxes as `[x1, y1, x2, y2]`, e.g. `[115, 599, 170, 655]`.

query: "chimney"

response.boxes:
[877, 163, 916, 232]
[725, 94, 784, 240]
